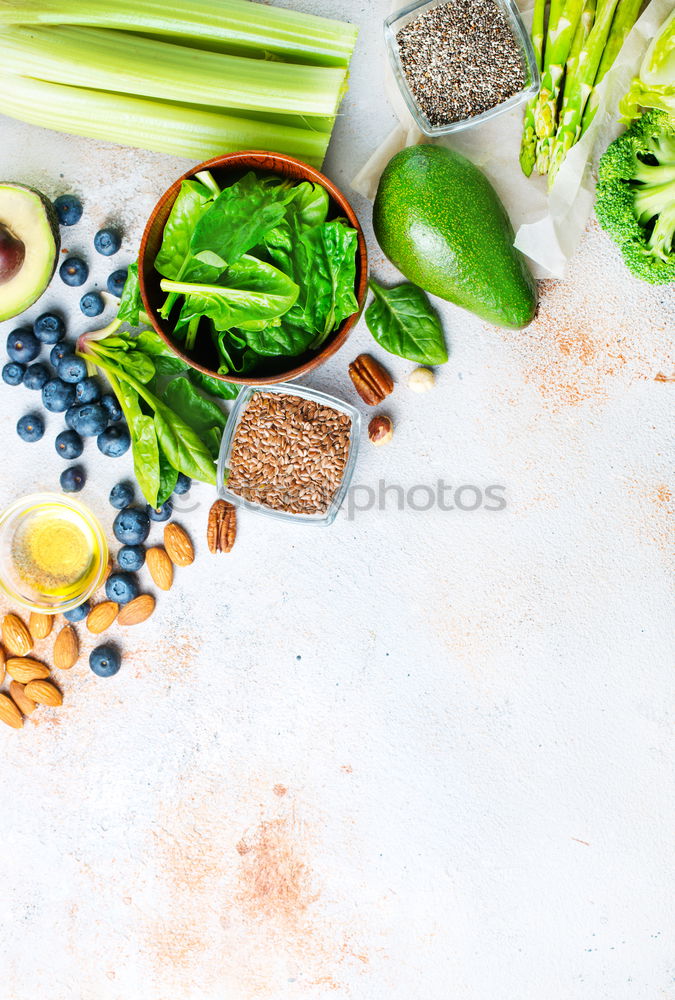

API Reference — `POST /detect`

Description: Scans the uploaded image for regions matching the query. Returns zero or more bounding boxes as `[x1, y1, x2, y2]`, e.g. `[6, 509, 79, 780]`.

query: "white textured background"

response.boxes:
[0, 1, 673, 998]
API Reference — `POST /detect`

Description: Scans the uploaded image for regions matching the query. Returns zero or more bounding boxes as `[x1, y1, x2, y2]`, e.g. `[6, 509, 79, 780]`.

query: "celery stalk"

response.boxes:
[0, 25, 348, 117]
[0, 73, 331, 166]
[0, 0, 358, 67]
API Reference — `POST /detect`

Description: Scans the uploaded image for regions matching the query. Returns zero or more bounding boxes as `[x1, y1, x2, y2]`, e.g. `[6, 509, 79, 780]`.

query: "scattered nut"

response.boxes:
[407, 367, 435, 393]
[24, 679, 62, 707]
[6, 657, 51, 684]
[53, 625, 79, 670]
[0, 646, 5, 686]
[164, 523, 194, 567]
[9, 681, 36, 717]
[0, 692, 23, 729]
[2, 613, 33, 656]
[146, 547, 174, 591]
[86, 601, 119, 635]
[348, 354, 394, 405]
[208, 500, 237, 554]
[29, 612, 53, 640]
[117, 594, 155, 627]
[368, 414, 394, 446]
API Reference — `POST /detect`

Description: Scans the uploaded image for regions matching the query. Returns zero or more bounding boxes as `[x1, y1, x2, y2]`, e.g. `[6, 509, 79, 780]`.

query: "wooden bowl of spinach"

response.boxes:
[139, 151, 368, 386]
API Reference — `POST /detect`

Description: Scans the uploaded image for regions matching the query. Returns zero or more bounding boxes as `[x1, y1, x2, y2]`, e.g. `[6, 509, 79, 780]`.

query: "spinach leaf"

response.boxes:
[238, 318, 314, 357]
[166, 255, 299, 332]
[103, 349, 155, 384]
[154, 178, 214, 280]
[130, 413, 161, 507]
[188, 369, 240, 400]
[366, 279, 448, 365]
[117, 261, 146, 325]
[290, 181, 330, 229]
[157, 445, 179, 506]
[153, 404, 217, 485]
[163, 377, 227, 460]
[134, 330, 188, 376]
[215, 333, 261, 375]
[283, 219, 358, 346]
[190, 172, 294, 269]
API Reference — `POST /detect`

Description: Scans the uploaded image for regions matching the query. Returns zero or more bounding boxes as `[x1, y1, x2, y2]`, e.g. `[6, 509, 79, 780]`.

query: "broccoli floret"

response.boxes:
[595, 110, 675, 284]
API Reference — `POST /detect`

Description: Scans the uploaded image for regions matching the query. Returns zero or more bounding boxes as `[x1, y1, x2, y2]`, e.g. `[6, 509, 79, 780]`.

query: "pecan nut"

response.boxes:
[207, 499, 237, 554]
[348, 354, 394, 406]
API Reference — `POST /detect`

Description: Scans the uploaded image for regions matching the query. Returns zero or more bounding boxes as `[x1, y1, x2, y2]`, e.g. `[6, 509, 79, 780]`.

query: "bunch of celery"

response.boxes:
[520, 0, 643, 183]
[0, 0, 358, 166]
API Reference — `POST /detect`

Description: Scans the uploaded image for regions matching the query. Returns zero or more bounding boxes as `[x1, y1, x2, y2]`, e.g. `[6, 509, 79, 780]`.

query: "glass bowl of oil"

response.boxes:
[0, 493, 108, 614]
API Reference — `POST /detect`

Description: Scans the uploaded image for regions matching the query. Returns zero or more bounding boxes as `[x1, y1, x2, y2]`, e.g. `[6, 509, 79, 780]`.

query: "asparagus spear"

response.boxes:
[519, 0, 548, 176]
[579, 0, 643, 135]
[548, 0, 622, 182]
[533, 0, 586, 147]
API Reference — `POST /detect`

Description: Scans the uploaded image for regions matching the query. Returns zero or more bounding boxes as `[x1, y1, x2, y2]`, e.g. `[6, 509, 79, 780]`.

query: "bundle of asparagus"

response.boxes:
[520, 0, 644, 182]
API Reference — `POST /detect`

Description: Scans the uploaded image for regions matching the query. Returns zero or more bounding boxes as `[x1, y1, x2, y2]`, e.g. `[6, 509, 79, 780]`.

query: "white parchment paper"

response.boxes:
[352, 0, 670, 279]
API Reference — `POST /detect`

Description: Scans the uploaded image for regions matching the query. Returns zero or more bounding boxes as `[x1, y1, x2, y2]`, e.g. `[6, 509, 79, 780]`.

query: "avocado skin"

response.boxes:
[373, 145, 537, 329]
[0, 183, 60, 322]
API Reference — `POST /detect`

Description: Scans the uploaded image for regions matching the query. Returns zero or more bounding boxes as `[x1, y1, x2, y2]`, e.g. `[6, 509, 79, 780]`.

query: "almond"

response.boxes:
[24, 679, 62, 707]
[87, 601, 119, 634]
[9, 681, 36, 717]
[0, 692, 23, 729]
[117, 594, 155, 627]
[54, 625, 79, 670]
[29, 612, 53, 640]
[164, 523, 194, 567]
[146, 547, 173, 591]
[2, 613, 32, 656]
[0, 645, 5, 686]
[6, 657, 50, 683]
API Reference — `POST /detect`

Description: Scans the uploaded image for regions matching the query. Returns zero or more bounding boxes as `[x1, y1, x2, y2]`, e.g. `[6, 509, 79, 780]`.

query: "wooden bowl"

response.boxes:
[138, 151, 368, 385]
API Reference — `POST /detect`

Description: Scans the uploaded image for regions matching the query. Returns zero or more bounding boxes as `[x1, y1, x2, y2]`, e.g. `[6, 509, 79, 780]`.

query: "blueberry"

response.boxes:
[59, 256, 89, 287]
[64, 601, 90, 623]
[97, 423, 130, 457]
[107, 268, 128, 297]
[94, 228, 121, 256]
[117, 545, 145, 572]
[100, 393, 122, 423]
[109, 482, 134, 509]
[80, 292, 104, 317]
[34, 312, 65, 344]
[17, 413, 45, 442]
[148, 500, 172, 522]
[55, 429, 84, 459]
[173, 473, 192, 495]
[2, 362, 25, 386]
[60, 465, 86, 492]
[113, 507, 150, 545]
[58, 355, 88, 384]
[42, 378, 76, 413]
[7, 327, 40, 363]
[50, 342, 73, 367]
[89, 643, 121, 678]
[68, 402, 108, 436]
[75, 376, 101, 403]
[105, 572, 139, 605]
[65, 405, 78, 429]
[54, 194, 83, 226]
[24, 363, 51, 391]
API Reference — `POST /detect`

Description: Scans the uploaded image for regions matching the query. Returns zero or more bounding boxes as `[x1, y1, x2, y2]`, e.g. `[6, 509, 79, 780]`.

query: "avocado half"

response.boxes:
[373, 145, 538, 330]
[0, 183, 60, 322]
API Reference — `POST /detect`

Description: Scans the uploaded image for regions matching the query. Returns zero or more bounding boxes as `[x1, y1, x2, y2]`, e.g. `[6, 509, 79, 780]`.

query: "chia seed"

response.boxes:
[396, 0, 527, 127]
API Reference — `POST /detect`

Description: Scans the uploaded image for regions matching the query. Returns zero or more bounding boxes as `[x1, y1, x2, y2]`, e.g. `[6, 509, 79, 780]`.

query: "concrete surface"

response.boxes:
[0, 1, 673, 998]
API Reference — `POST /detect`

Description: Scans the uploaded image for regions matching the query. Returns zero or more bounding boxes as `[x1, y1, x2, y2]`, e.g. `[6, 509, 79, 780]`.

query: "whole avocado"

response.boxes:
[373, 145, 537, 329]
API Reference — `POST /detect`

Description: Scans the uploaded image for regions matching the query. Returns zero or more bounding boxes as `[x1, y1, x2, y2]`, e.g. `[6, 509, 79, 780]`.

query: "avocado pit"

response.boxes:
[0, 222, 26, 285]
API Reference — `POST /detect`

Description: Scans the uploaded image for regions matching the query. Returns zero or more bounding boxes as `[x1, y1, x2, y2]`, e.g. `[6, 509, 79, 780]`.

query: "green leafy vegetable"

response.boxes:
[163, 377, 227, 460]
[188, 369, 240, 400]
[365, 279, 448, 364]
[154, 177, 215, 279]
[117, 261, 146, 325]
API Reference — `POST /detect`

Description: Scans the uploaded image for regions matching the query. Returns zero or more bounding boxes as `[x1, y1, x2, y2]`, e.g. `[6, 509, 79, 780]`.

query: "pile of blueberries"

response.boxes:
[2, 193, 132, 493]
[65, 475, 190, 677]
[4, 311, 130, 492]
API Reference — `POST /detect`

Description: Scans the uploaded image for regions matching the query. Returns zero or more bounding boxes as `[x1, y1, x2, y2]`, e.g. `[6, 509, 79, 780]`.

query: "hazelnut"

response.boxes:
[368, 414, 393, 446]
[407, 367, 435, 392]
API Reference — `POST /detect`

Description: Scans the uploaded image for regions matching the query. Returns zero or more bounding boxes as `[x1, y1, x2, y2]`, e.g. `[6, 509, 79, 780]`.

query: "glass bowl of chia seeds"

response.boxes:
[217, 383, 361, 526]
[385, 0, 539, 137]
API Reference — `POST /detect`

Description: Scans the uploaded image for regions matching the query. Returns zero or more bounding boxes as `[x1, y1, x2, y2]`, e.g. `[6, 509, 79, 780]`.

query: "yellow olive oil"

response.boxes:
[11, 502, 101, 600]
